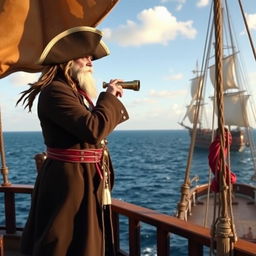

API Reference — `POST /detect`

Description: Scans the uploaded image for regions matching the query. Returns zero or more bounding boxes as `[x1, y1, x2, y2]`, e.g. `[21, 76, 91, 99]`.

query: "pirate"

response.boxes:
[17, 26, 129, 256]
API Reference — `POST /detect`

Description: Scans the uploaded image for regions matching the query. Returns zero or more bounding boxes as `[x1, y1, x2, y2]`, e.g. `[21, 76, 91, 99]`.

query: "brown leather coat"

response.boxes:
[20, 75, 129, 256]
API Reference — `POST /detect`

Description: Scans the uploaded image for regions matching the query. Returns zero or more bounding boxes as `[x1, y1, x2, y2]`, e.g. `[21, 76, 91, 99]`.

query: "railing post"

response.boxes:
[157, 228, 170, 256]
[4, 191, 16, 234]
[129, 218, 140, 256]
[188, 239, 203, 256]
[112, 211, 120, 253]
[0, 235, 3, 256]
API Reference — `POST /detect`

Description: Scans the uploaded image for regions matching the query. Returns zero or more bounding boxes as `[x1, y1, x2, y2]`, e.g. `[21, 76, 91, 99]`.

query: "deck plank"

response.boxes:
[188, 193, 256, 241]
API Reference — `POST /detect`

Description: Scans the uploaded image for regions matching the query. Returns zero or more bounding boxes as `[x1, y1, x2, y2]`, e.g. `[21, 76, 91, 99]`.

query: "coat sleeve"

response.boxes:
[38, 81, 129, 144]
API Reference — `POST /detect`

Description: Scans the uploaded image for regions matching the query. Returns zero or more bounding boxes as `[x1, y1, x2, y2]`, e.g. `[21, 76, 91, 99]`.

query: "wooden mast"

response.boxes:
[0, 107, 11, 186]
[213, 0, 236, 255]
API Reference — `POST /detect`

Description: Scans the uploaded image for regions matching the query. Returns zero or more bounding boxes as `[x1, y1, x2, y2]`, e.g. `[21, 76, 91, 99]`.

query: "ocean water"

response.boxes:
[0, 130, 255, 255]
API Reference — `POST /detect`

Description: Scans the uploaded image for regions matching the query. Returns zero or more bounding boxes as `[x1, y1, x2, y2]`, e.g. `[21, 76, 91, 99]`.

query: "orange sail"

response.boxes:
[0, 0, 119, 78]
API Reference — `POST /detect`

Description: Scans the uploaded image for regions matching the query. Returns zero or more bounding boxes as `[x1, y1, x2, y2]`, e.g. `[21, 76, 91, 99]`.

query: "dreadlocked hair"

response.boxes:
[16, 60, 76, 111]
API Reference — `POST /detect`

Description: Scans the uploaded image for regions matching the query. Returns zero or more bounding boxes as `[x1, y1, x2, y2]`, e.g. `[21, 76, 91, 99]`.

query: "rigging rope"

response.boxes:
[176, 0, 214, 220]
[238, 0, 256, 61]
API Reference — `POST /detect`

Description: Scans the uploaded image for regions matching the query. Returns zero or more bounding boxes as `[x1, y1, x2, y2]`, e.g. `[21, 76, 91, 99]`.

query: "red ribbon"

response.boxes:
[208, 129, 237, 192]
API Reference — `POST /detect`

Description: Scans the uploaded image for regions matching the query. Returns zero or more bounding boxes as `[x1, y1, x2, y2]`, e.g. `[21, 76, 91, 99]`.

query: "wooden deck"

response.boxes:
[188, 183, 256, 243]
[1, 184, 256, 255]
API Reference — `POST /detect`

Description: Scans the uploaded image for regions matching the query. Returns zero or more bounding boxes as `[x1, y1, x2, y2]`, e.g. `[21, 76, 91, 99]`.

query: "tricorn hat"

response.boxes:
[38, 26, 110, 65]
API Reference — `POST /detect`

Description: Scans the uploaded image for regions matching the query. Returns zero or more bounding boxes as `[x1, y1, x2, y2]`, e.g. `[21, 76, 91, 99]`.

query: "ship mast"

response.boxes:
[213, 0, 236, 255]
[0, 107, 10, 186]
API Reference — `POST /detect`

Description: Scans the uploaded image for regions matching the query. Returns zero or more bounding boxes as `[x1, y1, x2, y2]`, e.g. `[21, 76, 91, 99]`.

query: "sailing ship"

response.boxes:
[179, 63, 250, 152]
[0, 0, 256, 255]
[177, 0, 256, 249]
[179, 4, 255, 152]
[179, 67, 250, 152]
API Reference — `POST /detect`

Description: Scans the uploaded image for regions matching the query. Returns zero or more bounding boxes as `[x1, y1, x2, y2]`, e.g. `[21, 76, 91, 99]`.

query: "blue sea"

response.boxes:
[0, 130, 255, 255]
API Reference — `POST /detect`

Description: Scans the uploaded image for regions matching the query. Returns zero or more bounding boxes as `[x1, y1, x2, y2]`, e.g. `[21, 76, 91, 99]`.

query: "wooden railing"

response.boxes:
[0, 184, 33, 234]
[191, 183, 256, 199]
[0, 236, 3, 256]
[1, 184, 256, 256]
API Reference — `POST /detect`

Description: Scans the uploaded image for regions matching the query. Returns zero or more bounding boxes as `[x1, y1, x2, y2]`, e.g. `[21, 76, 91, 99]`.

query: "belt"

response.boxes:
[46, 147, 104, 178]
[47, 147, 103, 163]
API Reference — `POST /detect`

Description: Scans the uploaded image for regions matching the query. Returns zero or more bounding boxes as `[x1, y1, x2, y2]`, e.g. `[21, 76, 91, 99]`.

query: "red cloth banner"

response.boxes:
[208, 129, 237, 192]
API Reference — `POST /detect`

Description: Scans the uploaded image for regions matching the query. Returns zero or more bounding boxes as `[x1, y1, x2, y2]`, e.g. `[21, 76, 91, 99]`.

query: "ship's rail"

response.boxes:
[0, 185, 256, 256]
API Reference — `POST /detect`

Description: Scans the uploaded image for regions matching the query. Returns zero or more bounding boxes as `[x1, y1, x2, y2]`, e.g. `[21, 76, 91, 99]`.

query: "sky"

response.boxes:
[0, 0, 256, 131]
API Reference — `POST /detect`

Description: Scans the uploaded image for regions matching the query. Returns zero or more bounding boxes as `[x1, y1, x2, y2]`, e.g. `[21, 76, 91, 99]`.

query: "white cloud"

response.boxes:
[149, 89, 187, 98]
[159, 0, 209, 9]
[175, 4, 183, 11]
[103, 6, 197, 46]
[143, 103, 184, 125]
[196, 0, 209, 7]
[131, 97, 157, 104]
[160, 0, 186, 3]
[246, 13, 256, 30]
[160, 0, 186, 11]
[9, 72, 40, 87]
[165, 73, 183, 80]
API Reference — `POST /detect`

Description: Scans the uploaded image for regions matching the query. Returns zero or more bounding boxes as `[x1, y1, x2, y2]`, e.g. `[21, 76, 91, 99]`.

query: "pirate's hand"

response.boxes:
[106, 79, 124, 97]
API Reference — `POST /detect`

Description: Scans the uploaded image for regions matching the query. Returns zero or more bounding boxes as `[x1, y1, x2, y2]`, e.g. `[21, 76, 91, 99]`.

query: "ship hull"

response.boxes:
[188, 128, 247, 152]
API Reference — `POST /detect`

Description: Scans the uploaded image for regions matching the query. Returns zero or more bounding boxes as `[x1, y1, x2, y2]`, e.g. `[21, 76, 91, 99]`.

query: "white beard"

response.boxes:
[71, 63, 98, 99]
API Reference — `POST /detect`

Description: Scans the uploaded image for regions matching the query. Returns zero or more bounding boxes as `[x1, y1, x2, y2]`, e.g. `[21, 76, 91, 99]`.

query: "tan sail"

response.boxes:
[185, 103, 205, 125]
[223, 92, 250, 127]
[190, 75, 203, 99]
[209, 54, 238, 91]
[180, 74, 204, 127]
[0, 0, 120, 78]
[186, 104, 197, 124]
[211, 91, 250, 127]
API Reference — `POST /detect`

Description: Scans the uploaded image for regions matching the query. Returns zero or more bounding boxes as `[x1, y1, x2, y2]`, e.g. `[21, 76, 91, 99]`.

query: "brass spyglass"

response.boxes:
[102, 80, 140, 91]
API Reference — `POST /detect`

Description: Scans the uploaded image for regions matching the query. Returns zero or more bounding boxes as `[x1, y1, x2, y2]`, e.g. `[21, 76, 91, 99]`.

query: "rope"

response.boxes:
[238, 0, 256, 61]
[176, 0, 215, 220]
[204, 3, 216, 228]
